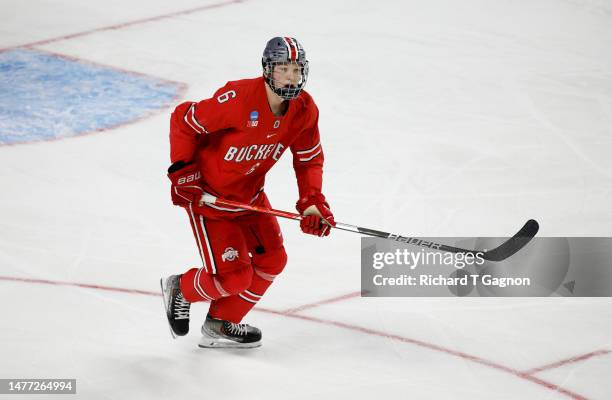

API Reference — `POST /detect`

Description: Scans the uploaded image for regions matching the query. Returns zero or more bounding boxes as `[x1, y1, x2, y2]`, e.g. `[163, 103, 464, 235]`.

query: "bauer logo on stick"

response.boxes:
[222, 247, 239, 262]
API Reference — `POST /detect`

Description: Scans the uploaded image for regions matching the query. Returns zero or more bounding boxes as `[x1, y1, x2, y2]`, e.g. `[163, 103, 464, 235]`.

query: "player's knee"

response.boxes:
[216, 265, 253, 295]
[252, 245, 287, 276]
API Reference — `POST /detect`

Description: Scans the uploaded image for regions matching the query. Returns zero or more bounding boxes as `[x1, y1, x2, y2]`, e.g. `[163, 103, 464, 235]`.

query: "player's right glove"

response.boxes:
[167, 161, 204, 207]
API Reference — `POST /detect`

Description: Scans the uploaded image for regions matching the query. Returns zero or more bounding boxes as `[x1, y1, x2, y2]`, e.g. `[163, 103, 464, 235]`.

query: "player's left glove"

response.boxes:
[296, 193, 335, 237]
[167, 161, 204, 208]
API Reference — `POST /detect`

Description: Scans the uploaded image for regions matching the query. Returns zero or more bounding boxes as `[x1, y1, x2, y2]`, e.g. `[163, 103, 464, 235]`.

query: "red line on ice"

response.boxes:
[265, 309, 589, 400]
[0, 276, 161, 297]
[0, 0, 245, 52]
[281, 291, 362, 314]
[523, 350, 612, 375]
[0, 275, 590, 400]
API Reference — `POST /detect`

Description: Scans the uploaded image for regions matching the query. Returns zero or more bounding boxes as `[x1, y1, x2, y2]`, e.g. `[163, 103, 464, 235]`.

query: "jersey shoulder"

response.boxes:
[216, 77, 263, 96]
[292, 89, 319, 127]
[295, 89, 317, 110]
[210, 77, 263, 115]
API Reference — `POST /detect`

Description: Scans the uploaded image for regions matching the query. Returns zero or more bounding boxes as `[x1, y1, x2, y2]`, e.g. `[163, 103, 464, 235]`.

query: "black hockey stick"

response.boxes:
[344, 219, 539, 262]
[200, 194, 539, 262]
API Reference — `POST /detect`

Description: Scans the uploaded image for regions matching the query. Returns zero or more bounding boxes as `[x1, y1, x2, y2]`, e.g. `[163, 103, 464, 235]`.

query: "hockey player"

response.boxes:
[161, 37, 334, 348]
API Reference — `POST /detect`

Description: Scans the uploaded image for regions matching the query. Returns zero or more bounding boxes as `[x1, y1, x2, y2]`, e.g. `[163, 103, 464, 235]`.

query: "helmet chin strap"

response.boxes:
[265, 74, 300, 100]
[264, 80, 288, 105]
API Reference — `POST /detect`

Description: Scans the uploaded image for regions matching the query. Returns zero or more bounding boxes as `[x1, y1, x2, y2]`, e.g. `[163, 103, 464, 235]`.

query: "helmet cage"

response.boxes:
[263, 60, 309, 100]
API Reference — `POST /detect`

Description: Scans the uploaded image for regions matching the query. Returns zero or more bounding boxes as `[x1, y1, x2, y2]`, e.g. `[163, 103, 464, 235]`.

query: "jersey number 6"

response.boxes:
[217, 90, 237, 104]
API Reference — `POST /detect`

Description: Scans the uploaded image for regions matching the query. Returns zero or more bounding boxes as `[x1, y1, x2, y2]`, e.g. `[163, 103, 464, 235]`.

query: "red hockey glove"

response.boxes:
[296, 193, 335, 237]
[167, 161, 204, 207]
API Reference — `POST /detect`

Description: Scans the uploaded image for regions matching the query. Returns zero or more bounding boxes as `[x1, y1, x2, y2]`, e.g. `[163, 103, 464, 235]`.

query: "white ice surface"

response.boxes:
[1, 0, 612, 399]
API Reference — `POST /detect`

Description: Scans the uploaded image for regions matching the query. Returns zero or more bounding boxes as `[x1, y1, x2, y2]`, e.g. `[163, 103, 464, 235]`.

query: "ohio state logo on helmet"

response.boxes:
[262, 36, 309, 100]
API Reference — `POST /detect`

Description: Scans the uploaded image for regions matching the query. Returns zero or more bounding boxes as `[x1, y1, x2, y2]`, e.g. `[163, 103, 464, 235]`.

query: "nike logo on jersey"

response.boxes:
[266, 133, 277, 139]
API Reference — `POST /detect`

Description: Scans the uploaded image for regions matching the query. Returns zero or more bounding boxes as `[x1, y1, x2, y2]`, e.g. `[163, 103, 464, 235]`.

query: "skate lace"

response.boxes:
[226, 322, 248, 336]
[174, 293, 190, 320]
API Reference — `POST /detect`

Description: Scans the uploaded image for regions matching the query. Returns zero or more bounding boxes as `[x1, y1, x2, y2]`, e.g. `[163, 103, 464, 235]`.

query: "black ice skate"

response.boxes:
[160, 275, 191, 338]
[198, 314, 262, 348]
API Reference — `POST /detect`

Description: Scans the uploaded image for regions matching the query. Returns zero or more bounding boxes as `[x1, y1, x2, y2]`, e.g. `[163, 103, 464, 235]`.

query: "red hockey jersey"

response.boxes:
[169, 77, 324, 215]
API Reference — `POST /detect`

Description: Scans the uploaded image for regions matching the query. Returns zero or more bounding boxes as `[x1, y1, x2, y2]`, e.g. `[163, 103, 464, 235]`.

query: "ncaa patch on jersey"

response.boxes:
[247, 110, 259, 127]
[0, 48, 182, 145]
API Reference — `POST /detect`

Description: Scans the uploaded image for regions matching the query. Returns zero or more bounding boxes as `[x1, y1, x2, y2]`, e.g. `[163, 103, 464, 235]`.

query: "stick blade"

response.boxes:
[482, 219, 539, 262]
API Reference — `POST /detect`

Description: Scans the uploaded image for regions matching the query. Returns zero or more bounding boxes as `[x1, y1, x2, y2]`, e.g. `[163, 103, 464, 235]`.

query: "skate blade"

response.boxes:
[198, 335, 261, 349]
[159, 278, 177, 340]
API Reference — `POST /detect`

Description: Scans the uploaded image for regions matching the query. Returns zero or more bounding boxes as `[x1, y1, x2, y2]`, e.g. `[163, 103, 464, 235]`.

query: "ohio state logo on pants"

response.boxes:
[222, 247, 239, 262]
